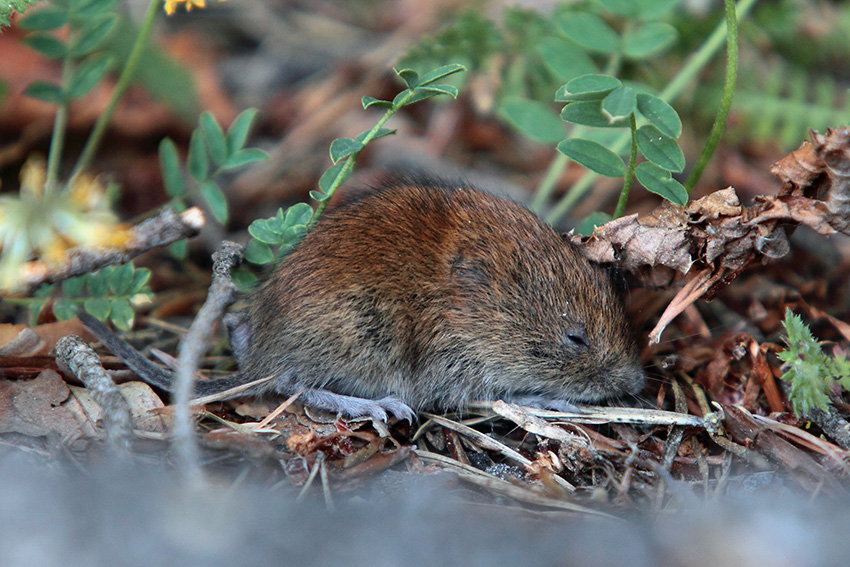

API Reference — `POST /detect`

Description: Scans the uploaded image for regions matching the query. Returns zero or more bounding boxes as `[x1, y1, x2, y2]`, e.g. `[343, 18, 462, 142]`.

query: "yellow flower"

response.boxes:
[0, 155, 130, 291]
[164, 0, 226, 16]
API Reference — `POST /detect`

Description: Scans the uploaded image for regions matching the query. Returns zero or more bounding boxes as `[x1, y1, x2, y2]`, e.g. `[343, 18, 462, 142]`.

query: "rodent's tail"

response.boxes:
[78, 310, 176, 392]
[78, 310, 250, 398]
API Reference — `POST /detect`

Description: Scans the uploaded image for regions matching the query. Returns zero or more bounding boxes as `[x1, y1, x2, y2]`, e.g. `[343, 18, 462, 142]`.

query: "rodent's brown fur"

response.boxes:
[239, 180, 645, 415]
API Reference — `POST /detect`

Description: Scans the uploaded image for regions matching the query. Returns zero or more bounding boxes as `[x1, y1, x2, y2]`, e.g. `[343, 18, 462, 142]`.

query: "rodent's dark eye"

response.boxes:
[562, 325, 588, 350]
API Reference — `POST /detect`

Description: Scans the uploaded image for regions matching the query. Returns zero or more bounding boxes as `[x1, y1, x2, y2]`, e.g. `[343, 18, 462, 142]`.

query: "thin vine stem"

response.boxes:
[613, 114, 638, 219]
[310, 90, 413, 223]
[544, 0, 757, 225]
[45, 55, 74, 193]
[71, 0, 162, 181]
[684, 0, 738, 192]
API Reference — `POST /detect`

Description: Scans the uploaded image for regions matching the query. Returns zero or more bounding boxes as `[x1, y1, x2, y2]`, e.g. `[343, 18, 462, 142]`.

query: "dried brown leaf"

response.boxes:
[577, 127, 850, 341]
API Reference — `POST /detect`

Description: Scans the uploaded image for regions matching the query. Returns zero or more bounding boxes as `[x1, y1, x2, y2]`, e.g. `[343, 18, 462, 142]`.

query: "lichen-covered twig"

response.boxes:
[172, 241, 243, 482]
[23, 206, 205, 290]
[55, 334, 132, 455]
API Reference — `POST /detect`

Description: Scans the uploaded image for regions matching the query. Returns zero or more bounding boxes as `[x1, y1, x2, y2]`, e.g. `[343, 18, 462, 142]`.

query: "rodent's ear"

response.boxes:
[561, 324, 589, 352]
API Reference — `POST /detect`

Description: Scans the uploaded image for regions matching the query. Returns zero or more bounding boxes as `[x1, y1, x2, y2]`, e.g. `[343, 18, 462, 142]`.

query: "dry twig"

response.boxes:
[23, 206, 205, 290]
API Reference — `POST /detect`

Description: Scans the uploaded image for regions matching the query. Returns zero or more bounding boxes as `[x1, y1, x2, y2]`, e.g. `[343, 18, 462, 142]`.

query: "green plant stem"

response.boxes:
[529, 153, 569, 213]
[45, 56, 74, 193]
[613, 114, 638, 219]
[531, 121, 589, 212]
[311, 91, 413, 223]
[71, 0, 162, 180]
[544, 0, 757, 225]
[684, 0, 738, 192]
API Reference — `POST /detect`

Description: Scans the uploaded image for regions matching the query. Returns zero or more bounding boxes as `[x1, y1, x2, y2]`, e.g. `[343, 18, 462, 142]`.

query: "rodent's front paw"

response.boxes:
[299, 389, 415, 422]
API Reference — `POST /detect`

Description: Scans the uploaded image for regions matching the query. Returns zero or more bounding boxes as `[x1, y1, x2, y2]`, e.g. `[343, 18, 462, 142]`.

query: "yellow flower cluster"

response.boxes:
[0, 155, 129, 291]
[163, 0, 225, 16]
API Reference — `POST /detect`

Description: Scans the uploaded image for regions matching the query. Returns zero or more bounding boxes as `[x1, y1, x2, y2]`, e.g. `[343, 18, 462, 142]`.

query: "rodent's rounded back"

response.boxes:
[244, 181, 644, 410]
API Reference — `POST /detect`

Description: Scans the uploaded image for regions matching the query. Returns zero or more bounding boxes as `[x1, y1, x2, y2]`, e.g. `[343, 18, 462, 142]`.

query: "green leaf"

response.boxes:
[86, 271, 110, 297]
[415, 84, 459, 98]
[187, 129, 209, 181]
[635, 162, 688, 205]
[499, 98, 564, 144]
[283, 202, 314, 227]
[636, 125, 685, 172]
[84, 297, 111, 320]
[636, 94, 681, 138]
[283, 224, 307, 243]
[53, 299, 79, 321]
[131, 268, 151, 293]
[108, 262, 134, 295]
[231, 267, 259, 292]
[416, 63, 466, 86]
[226, 108, 258, 154]
[220, 148, 268, 171]
[35, 283, 56, 298]
[537, 37, 596, 82]
[109, 298, 135, 331]
[267, 210, 284, 233]
[199, 180, 228, 224]
[19, 7, 68, 30]
[598, 0, 677, 18]
[396, 68, 420, 88]
[22, 34, 66, 58]
[317, 161, 350, 195]
[24, 81, 64, 104]
[622, 21, 677, 58]
[391, 87, 450, 107]
[67, 54, 112, 98]
[73, 0, 117, 19]
[555, 74, 621, 102]
[575, 211, 612, 236]
[596, 0, 639, 15]
[71, 14, 117, 55]
[561, 101, 629, 128]
[61, 276, 85, 297]
[158, 138, 184, 197]
[355, 128, 395, 143]
[601, 87, 636, 123]
[329, 137, 364, 164]
[169, 239, 187, 259]
[557, 138, 625, 177]
[557, 11, 620, 53]
[633, 0, 679, 19]
[201, 111, 228, 166]
[243, 239, 275, 265]
[362, 96, 393, 110]
[248, 219, 282, 245]
[26, 299, 45, 325]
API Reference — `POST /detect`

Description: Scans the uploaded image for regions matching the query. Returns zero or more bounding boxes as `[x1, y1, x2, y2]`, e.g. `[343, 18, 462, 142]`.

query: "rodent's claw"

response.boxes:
[375, 396, 417, 423]
[299, 388, 415, 422]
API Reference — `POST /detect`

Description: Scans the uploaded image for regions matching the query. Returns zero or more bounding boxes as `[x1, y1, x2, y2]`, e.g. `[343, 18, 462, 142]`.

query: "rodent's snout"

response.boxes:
[624, 367, 647, 396]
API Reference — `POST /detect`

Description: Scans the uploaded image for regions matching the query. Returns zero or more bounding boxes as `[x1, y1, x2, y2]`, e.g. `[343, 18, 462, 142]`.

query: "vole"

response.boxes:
[80, 180, 645, 421]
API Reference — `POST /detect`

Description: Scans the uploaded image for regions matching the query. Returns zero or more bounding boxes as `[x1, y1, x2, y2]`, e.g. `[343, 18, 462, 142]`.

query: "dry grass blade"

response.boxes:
[416, 450, 613, 517]
[423, 413, 533, 467]
[490, 402, 716, 429]
[189, 375, 274, 405]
